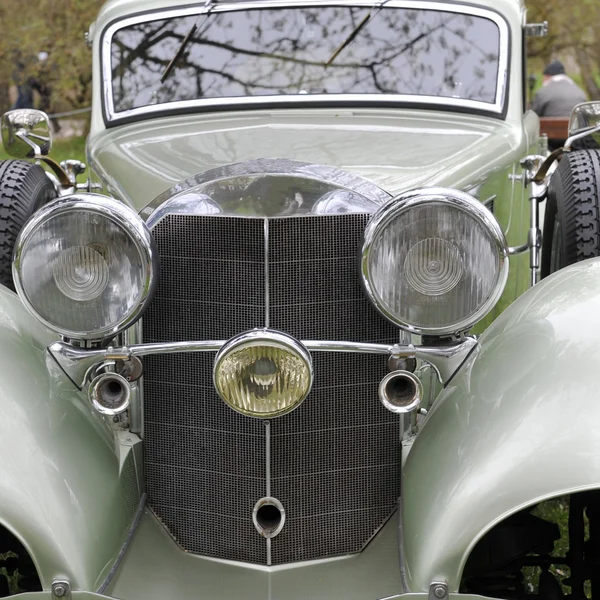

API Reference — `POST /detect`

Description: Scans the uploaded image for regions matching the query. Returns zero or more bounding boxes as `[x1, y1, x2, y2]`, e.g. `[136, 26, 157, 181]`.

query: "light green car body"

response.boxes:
[3, 0, 598, 598]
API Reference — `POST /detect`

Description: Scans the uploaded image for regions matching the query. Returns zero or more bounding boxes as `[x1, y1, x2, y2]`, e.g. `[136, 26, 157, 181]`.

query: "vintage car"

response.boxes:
[2, 0, 600, 598]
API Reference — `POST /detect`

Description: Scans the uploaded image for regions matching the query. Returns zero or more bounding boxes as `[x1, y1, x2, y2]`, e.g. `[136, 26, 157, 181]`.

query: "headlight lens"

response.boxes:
[362, 188, 508, 335]
[214, 330, 313, 418]
[13, 194, 158, 340]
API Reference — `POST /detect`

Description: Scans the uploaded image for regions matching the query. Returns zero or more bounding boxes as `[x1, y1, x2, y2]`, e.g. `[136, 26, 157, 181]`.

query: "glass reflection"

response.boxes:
[111, 5, 501, 112]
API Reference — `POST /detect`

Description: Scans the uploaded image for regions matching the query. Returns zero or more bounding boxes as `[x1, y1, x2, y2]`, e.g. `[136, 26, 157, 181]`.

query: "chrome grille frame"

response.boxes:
[142, 213, 402, 565]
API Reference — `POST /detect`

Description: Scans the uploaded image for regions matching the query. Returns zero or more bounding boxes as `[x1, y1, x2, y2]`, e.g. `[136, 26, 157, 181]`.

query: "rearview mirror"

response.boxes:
[1, 109, 52, 158]
[568, 101, 600, 143]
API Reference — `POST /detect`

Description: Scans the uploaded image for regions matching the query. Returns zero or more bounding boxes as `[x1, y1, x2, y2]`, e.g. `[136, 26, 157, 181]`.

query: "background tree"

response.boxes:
[0, 0, 104, 115]
[0, 0, 598, 117]
[526, 0, 600, 100]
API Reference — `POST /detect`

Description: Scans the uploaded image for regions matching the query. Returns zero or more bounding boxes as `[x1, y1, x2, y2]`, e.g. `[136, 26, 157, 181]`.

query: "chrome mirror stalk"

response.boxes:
[567, 101, 600, 146]
[1, 109, 52, 157]
[564, 123, 600, 150]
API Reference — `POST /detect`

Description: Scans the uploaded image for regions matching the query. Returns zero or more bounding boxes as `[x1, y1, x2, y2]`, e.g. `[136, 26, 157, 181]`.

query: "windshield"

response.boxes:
[108, 3, 504, 116]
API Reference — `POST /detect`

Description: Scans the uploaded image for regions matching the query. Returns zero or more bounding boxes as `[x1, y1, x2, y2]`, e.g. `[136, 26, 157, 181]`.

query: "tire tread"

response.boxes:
[553, 149, 600, 266]
[0, 160, 57, 290]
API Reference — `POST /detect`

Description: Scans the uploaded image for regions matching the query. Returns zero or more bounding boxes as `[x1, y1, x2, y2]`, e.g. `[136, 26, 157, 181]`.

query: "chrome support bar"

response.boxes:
[519, 155, 547, 286]
[508, 243, 529, 255]
[528, 181, 545, 286]
[48, 336, 478, 388]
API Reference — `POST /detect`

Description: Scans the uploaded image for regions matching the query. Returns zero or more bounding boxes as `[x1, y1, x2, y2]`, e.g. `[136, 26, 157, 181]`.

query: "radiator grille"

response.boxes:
[143, 214, 401, 565]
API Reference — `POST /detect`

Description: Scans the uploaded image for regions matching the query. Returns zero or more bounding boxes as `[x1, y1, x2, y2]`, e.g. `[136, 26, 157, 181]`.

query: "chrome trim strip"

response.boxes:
[96, 493, 147, 594]
[265, 420, 272, 565]
[142, 159, 388, 224]
[123, 321, 144, 436]
[264, 218, 270, 329]
[101, 0, 509, 124]
[265, 420, 271, 498]
[48, 335, 477, 387]
[397, 497, 411, 593]
[303, 340, 393, 354]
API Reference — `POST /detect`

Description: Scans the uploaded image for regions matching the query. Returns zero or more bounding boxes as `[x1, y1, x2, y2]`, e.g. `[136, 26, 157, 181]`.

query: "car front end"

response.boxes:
[7, 1, 599, 599]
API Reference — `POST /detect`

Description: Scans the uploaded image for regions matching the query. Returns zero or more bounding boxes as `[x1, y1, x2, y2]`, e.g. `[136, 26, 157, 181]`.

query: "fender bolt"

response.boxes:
[433, 585, 447, 599]
[53, 583, 67, 597]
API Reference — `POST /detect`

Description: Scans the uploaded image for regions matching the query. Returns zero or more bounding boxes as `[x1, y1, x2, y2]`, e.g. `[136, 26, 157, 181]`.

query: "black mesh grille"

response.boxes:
[143, 214, 401, 565]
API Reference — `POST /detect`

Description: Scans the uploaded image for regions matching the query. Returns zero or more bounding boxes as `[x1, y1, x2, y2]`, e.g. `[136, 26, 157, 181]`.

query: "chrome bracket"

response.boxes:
[51, 580, 71, 600]
[404, 337, 477, 384]
[429, 581, 448, 600]
[520, 155, 546, 187]
[524, 22, 548, 37]
[60, 159, 86, 185]
[508, 155, 548, 286]
[49, 336, 477, 388]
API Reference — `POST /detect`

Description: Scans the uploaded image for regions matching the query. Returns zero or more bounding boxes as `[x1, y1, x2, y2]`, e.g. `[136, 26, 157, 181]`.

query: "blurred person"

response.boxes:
[531, 60, 586, 117]
[531, 60, 587, 150]
[31, 52, 53, 116]
[11, 56, 34, 109]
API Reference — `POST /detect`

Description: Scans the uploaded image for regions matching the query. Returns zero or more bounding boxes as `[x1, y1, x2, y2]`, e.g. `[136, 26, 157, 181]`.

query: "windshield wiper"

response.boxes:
[160, 0, 216, 84]
[325, 0, 391, 67]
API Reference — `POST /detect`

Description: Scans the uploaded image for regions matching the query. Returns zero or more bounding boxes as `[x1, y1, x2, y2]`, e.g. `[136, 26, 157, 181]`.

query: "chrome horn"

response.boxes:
[89, 372, 131, 416]
[379, 370, 423, 414]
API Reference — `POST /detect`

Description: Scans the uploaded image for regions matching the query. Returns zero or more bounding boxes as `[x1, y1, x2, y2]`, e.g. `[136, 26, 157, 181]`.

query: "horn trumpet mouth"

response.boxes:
[379, 370, 422, 414]
[89, 372, 131, 416]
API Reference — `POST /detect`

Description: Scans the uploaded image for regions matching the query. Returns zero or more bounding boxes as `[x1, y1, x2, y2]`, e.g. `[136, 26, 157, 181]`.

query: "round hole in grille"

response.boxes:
[253, 497, 285, 538]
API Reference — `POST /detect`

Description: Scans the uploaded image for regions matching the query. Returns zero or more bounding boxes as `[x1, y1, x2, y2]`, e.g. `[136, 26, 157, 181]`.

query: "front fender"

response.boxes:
[0, 286, 141, 591]
[402, 258, 600, 591]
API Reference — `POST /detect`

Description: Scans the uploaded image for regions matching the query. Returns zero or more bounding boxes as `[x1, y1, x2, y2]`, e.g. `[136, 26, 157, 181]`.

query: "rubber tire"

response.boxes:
[0, 160, 57, 290]
[541, 149, 600, 278]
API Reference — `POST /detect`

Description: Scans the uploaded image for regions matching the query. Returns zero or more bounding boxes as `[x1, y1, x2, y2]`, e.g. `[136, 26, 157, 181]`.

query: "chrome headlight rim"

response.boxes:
[361, 187, 509, 336]
[213, 328, 314, 419]
[13, 193, 158, 341]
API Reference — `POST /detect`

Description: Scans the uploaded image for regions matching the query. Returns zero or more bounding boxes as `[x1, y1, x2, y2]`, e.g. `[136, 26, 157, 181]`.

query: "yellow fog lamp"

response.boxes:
[214, 330, 313, 418]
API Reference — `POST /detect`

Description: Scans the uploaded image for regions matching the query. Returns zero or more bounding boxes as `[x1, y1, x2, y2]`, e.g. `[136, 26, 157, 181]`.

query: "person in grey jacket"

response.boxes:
[531, 60, 587, 149]
[531, 60, 587, 117]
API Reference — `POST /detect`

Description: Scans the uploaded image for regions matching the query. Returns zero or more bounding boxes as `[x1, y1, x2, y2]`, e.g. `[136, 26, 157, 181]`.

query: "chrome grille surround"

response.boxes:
[141, 160, 401, 565]
[143, 213, 401, 565]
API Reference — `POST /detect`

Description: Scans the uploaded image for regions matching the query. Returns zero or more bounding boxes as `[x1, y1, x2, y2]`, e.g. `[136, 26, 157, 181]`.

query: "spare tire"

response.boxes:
[0, 160, 57, 290]
[541, 149, 600, 277]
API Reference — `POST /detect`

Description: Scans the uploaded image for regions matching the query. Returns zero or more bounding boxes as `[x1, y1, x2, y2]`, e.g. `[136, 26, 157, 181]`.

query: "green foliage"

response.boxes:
[0, 0, 104, 114]
[0, 136, 87, 166]
[526, 0, 600, 100]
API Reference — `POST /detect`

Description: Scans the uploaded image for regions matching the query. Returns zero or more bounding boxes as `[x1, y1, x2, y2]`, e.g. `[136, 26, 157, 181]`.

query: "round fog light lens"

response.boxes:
[214, 330, 313, 418]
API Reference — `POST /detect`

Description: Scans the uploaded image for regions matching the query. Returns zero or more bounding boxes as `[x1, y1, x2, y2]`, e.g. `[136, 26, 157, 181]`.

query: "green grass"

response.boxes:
[0, 135, 87, 166]
[0, 552, 21, 595]
[516, 497, 592, 598]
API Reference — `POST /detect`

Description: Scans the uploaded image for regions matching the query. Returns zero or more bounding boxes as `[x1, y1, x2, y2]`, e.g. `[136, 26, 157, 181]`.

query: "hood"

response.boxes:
[88, 108, 521, 212]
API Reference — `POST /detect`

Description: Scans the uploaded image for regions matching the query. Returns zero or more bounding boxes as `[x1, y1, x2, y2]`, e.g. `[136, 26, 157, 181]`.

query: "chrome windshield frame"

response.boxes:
[101, 0, 510, 125]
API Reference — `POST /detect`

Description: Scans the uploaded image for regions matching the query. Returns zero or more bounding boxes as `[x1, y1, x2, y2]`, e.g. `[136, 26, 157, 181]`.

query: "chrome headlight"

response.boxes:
[361, 188, 508, 336]
[13, 194, 158, 340]
[214, 330, 313, 418]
